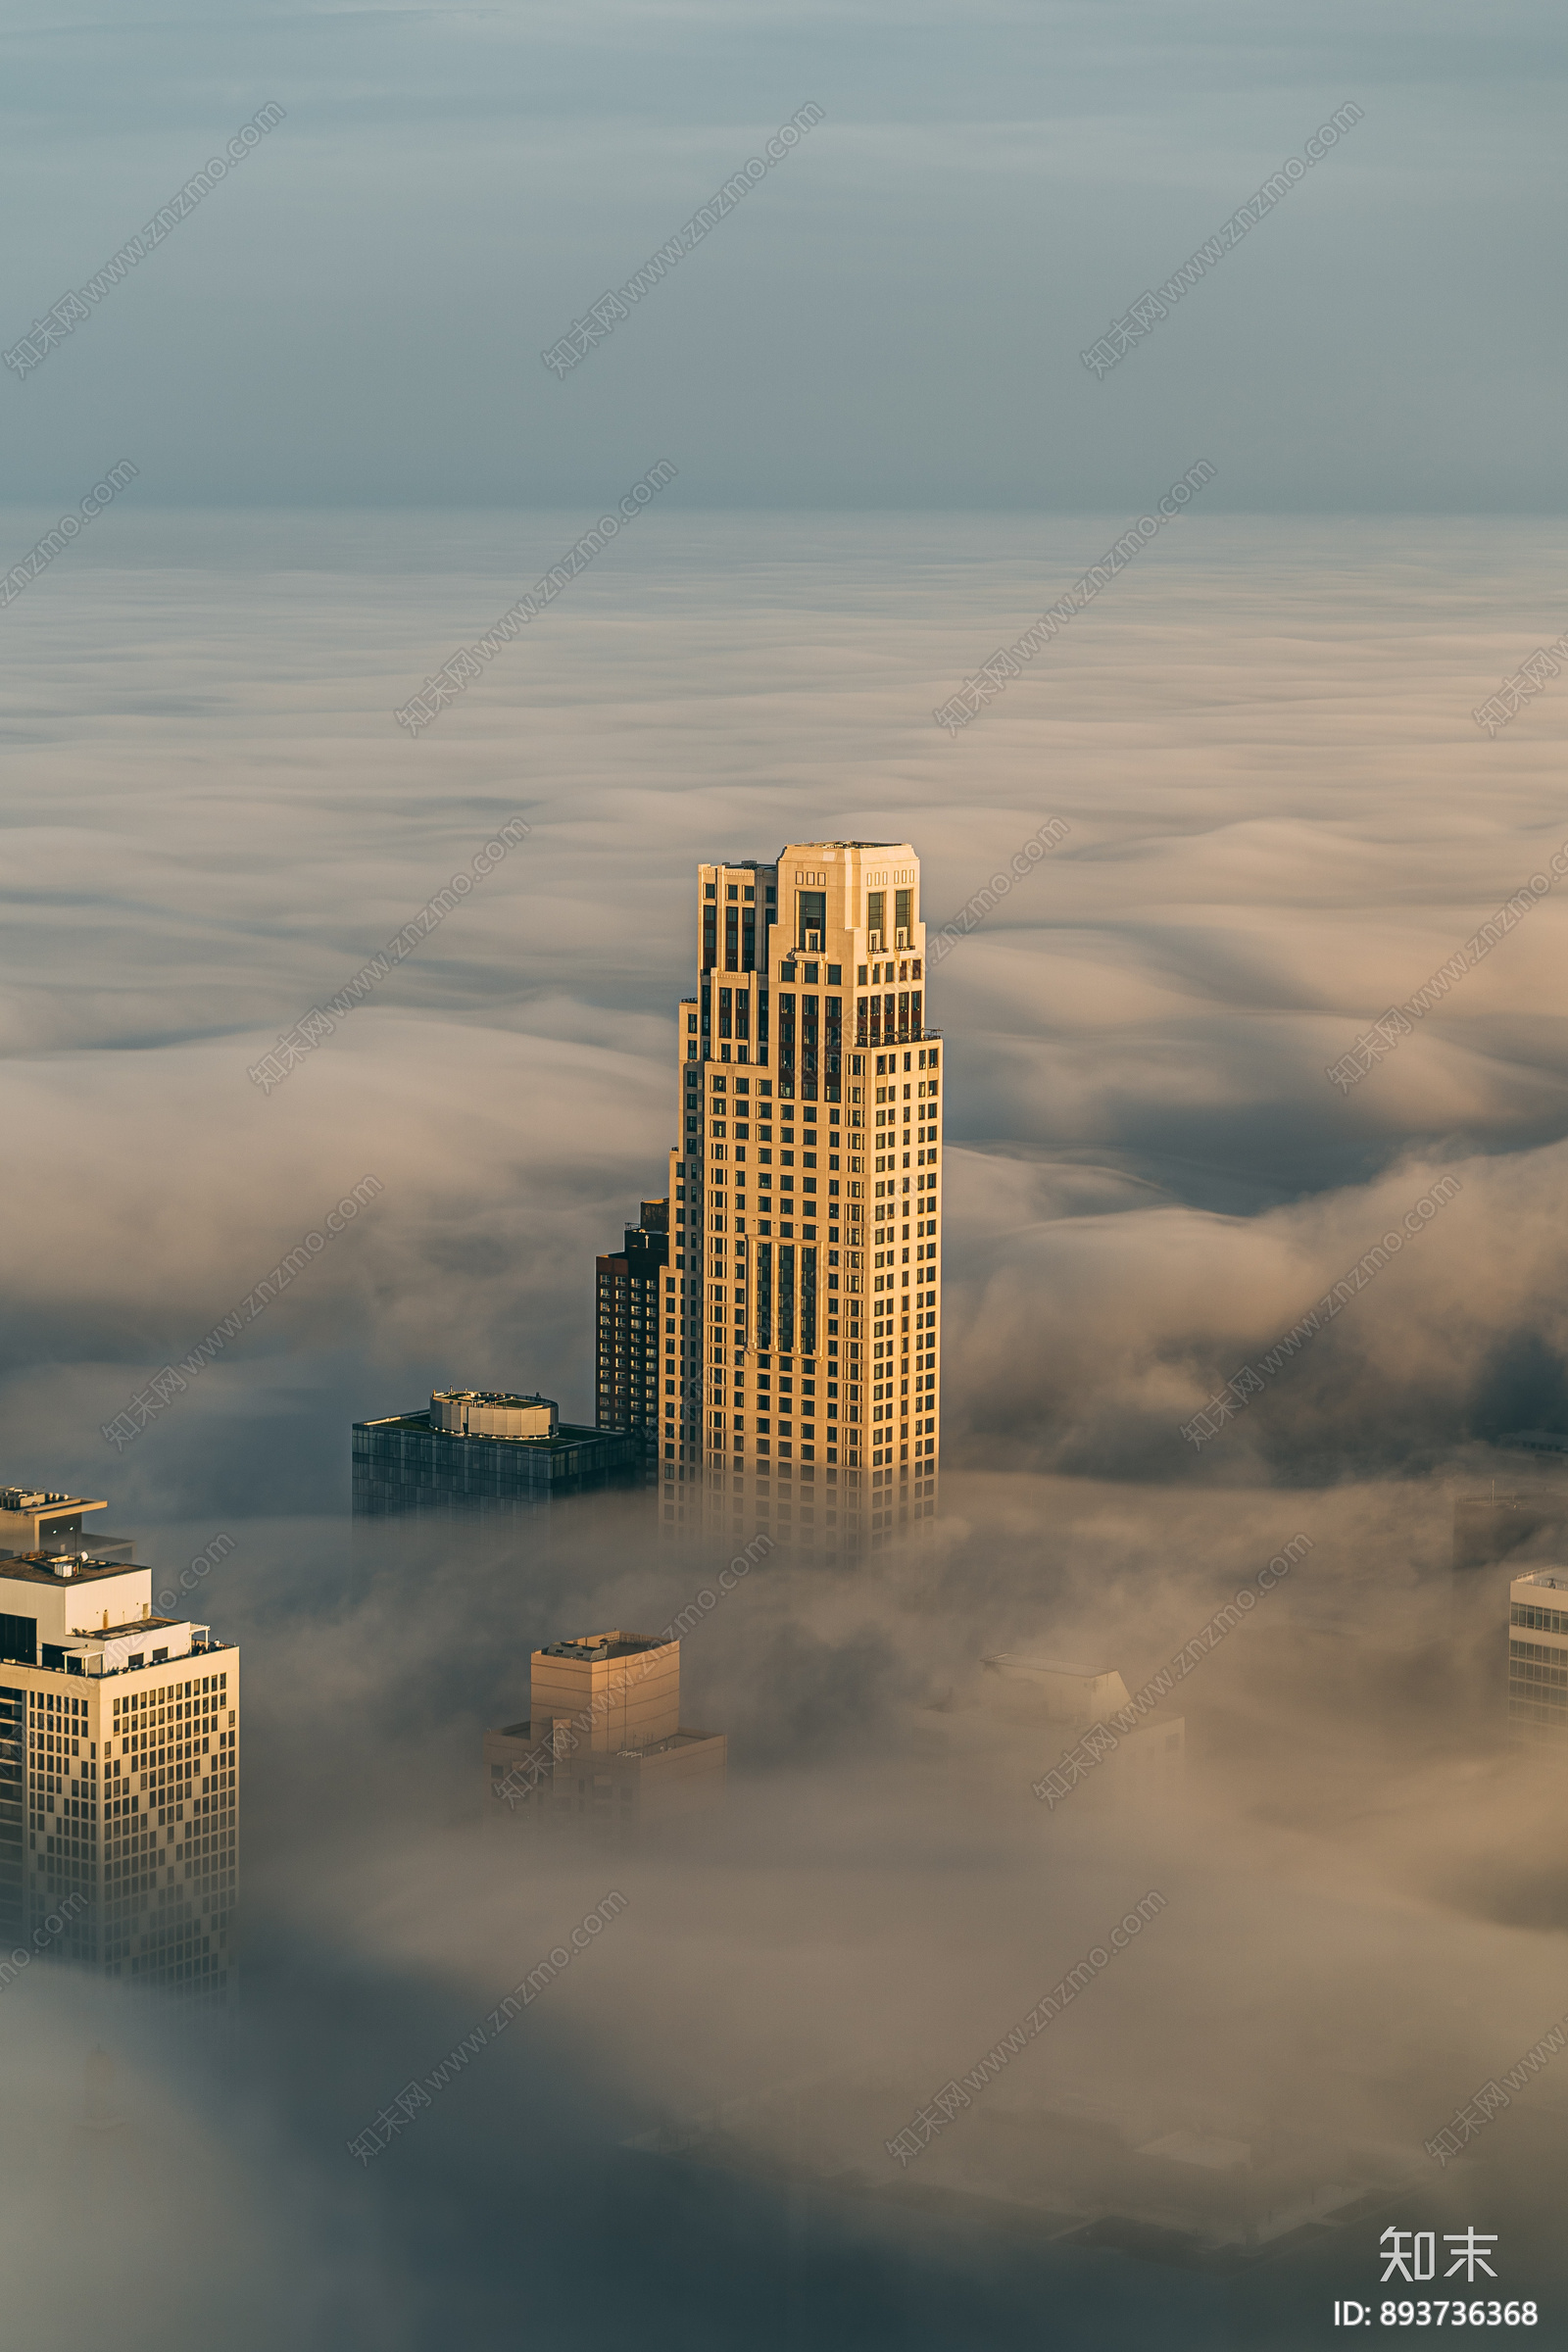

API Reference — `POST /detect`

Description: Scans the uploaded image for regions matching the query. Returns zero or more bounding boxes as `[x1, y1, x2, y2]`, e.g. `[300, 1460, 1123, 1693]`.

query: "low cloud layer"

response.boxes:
[4, 511, 1568, 2344]
[5, 510, 1568, 1506]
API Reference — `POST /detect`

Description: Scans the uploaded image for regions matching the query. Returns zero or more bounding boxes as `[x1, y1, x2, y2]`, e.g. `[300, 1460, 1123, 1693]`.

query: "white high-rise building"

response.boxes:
[0, 1548, 238, 1999]
[658, 841, 942, 1557]
[1508, 1568, 1568, 1745]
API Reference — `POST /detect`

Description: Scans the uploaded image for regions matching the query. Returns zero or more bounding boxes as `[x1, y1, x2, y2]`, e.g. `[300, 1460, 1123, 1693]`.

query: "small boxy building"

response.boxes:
[981, 1652, 1185, 1787]
[484, 1630, 725, 1839]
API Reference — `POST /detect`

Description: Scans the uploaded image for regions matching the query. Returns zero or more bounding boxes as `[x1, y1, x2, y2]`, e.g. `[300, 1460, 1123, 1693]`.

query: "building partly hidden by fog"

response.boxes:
[1453, 1485, 1568, 1571]
[1507, 1569, 1568, 1747]
[353, 1389, 643, 1524]
[596, 1200, 669, 1472]
[650, 840, 943, 1561]
[483, 1630, 725, 1840]
[981, 1652, 1186, 1788]
[0, 1537, 237, 1998]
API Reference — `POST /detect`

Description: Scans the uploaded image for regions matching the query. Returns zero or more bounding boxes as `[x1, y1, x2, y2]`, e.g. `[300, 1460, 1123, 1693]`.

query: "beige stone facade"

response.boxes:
[658, 841, 942, 1557]
[0, 1551, 237, 1998]
[484, 1630, 725, 1838]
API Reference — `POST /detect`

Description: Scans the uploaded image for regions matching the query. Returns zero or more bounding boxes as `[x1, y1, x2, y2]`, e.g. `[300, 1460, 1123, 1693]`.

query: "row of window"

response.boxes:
[691, 1117, 842, 1144]
[1508, 1695, 1568, 1725]
[1511, 1603, 1568, 1636]
[1508, 1657, 1568, 1690]
[703, 878, 912, 925]
[113, 1671, 230, 1720]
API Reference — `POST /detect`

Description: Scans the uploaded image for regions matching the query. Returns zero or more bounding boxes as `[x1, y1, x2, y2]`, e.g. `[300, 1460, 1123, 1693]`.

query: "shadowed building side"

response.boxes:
[596, 1201, 668, 1476]
[354, 1390, 642, 1523]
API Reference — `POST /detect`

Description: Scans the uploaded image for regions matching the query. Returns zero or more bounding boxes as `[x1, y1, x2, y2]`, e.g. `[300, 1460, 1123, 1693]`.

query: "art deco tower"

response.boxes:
[658, 842, 942, 1557]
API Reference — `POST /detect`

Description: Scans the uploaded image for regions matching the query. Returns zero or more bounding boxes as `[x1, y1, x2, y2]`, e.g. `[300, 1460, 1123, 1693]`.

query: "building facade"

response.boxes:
[484, 1628, 725, 1838]
[353, 1390, 643, 1522]
[659, 841, 942, 1557]
[0, 1549, 237, 1999]
[1508, 1568, 1568, 1747]
[596, 1200, 669, 1465]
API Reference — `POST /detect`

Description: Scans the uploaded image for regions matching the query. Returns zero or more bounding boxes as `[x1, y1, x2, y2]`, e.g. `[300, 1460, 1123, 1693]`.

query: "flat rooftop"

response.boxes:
[434, 1390, 553, 1408]
[93, 1616, 188, 1640]
[0, 1553, 148, 1587]
[614, 1731, 720, 1760]
[539, 1632, 664, 1662]
[983, 1654, 1117, 1679]
[0, 1489, 105, 1512]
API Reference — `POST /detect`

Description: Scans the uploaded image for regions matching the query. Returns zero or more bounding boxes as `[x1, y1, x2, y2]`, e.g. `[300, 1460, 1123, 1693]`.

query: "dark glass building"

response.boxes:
[353, 1390, 642, 1522]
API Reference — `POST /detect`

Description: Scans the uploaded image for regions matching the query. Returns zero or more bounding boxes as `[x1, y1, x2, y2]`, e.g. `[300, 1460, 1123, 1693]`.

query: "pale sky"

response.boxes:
[0, 0, 1562, 508]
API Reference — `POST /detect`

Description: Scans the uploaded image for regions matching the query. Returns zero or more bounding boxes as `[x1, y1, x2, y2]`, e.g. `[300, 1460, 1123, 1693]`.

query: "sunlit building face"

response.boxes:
[660, 841, 942, 1557]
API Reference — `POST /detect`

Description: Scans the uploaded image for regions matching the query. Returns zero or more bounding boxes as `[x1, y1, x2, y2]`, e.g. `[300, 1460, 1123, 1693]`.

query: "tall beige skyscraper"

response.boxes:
[658, 841, 942, 1558]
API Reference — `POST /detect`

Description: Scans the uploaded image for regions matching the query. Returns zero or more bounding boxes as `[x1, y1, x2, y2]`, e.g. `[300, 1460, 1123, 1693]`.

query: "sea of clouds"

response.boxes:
[4, 508, 1568, 2345]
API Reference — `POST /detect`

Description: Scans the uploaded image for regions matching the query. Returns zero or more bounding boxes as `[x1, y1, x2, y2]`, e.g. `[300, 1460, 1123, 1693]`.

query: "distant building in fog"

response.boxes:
[1499, 1431, 1568, 1458]
[0, 1549, 237, 1997]
[1454, 1490, 1567, 1571]
[353, 1390, 642, 1523]
[1508, 1569, 1568, 1748]
[0, 1487, 132, 1565]
[982, 1652, 1185, 1787]
[484, 1629, 725, 1838]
